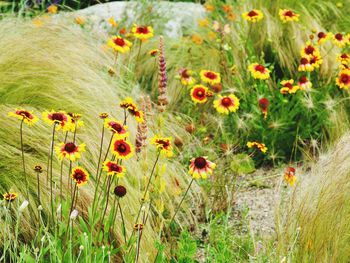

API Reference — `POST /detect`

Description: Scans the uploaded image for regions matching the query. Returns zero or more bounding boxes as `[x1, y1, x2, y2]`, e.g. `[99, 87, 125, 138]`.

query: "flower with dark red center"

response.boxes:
[333, 33, 347, 48]
[190, 85, 209, 103]
[279, 9, 299, 22]
[317, 32, 331, 44]
[114, 185, 127, 197]
[300, 42, 320, 58]
[284, 167, 297, 186]
[99, 112, 109, 119]
[104, 118, 129, 138]
[42, 110, 71, 130]
[189, 156, 216, 179]
[179, 68, 196, 86]
[213, 94, 240, 114]
[242, 9, 263, 22]
[65, 112, 84, 132]
[133, 223, 144, 231]
[148, 49, 159, 57]
[131, 25, 154, 40]
[8, 109, 38, 126]
[150, 136, 173, 157]
[258, 98, 269, 119]
[280, 79, 299, 94]
[247, 141, 268, 153]
[200, 70, 221, 85]
[337, 53, 350, 64]
[298, 76, 312, 90]
[107, 35, 132, 53]
[298, 57, 313, 72]
[71, 166, 89, 186]
[248, 63, 270, 80]
[336, 69, 350, 90]
[112, 139, 134, 159]
[103, 160, 125, 177]
[55, 142, 86, 161]
[3, 192, 18, 201]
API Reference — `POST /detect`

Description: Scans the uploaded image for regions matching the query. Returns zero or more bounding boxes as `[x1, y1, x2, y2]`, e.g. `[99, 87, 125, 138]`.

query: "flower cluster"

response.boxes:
[247, 141, 268, 153]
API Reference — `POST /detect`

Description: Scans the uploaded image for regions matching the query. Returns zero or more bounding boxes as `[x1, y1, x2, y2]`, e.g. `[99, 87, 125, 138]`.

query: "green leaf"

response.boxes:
[230, 154, 255, 175]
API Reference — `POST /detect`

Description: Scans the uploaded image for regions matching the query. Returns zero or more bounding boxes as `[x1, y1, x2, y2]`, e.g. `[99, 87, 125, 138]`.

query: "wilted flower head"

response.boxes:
[8, 109, 38, 126]
[114, 185, 127, 197]
[298, 76, 312, 91]
[34, 165, 43, 173]
[99, 112, 109, 119]
[178, 68, 196, 86]
[189, 156, 216, 179]
[258, 98, 269, 119]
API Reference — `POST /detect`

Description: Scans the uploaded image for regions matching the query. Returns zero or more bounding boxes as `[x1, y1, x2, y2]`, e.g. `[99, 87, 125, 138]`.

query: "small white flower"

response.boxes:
[70, 209, 79, 220]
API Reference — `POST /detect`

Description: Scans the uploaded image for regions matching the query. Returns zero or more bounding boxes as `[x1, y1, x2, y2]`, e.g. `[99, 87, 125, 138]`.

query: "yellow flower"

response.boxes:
[108, 17, 118, 27]
[336, 53, 350, 64]
[213, 94, 240, 114]
[104, 119, 129, 137]
[204, 4, 215, 12]
[198, 19, 209, 27]
[42, 111, 72, 131]
[248, 63, 270, 80]
[208, 31, 217, 41]
[280, 79, 299, 94]
[247, 141, 268, 153]
[284, 167, 297, 186]
[55, 142, 86, 162]
[336, 68, 350, 90]
[148, 49, 159, 57]
[242, 9, 263, 23]
[3, 192, 18, 201]
[131, 25, 154, 40]
[8, 109, 38, 126]
[107, 36, 132, 53]
[71, 167, 89, 186]
[317, 32, 331, 45]
[47, 4, 58, 14]
[179, 68, 196, 86]
[190, 85, 209, 104]
[111, 139, 134, 159]
[150, 136, 173, 157]
[189, 156, 216, 180]
[191, 34, 203, 45]
[333, 33, 347, 48]
[200, 70, 221, 85]
[103, 160, 126, 177]
[279, 9, 299, 23]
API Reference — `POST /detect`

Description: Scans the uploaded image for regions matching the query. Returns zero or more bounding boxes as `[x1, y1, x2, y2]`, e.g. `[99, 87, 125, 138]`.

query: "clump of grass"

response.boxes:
[276, 134, 350, 262]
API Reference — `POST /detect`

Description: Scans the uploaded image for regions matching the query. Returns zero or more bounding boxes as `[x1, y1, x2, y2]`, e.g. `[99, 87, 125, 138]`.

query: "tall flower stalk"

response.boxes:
[157, 36, 169, 112]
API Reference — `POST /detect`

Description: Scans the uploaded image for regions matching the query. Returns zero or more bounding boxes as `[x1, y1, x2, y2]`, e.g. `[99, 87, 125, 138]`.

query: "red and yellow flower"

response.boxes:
[309, 54, 323, 69]
[298, 76, 312, 90]
[3, 192, 18, 201]
[258, 98, 269, 119]
[336, 69, 350, 90]
[148, 49, 159, 57]
[242, 9, 264, 22]
[107, 36, 132, 53]
[112, 139, 134, 159]
[131, 25, 154, 40]
[71, 166, 89, 186]
[336, 53, 350, 64]
[200, 70, 221, 85]
[104, 118, 129, 137]
[317, 32, 331, 45]
[300, 42, 320, 58]
[179, 68, 196, 86]
[247, 141, 268, 153]
[150, 136, 173, 157]
[213, 94, 240, 114]
[188, 156, 216, 179]
[108, 17, 118, 28]
[298, 57, 313, 72]
[280, 79, 299, 94]
[42, 111, 71, 130]
[190, 85, 210, 103]
[279, 9, 299, 23]
[103, 160, 126, 177]
[55, 142, 86, 161]
[333, 33, 347, 48]
[8, 109, 38, 125]
[65, 113, 84, 132]
[284, 167, 297, 186]
[120, 97, 144, 123]
[120, 97, 137, 110]
[248, 63, 270, 80]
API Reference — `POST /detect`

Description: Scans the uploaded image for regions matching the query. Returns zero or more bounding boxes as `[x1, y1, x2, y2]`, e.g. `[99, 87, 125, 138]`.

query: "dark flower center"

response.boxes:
[110, 163, 121, 172]
[300, 58, 308, 65]
[341, 54, 349, 59]
[181, 70, 190, 78]
[259, 98, 269, 109]
[18, 110, 31, 119]
[113, 37, 125, 47]
[204, 71, 217, 80]
[318, 32, 325, 38]
[117, 143, 127, 153]
[111, 123, 123, 133]
[221, 97, 233, 107]
[305, 46, 315, 55]
[341, 74, 349, 84]
[335, 33, 343, 40]
[299, 76, 307, 83]
[51, 113, 64, 121]
[255, 64, 265, 73]
[195, 88, 205, 98]
[248, 10, 258, 17]
[284, 83, 293, 89]
[114, 185, 127, 197]
[73, 170, 86, 181]
[284, 10, 293, 17]
[157, 139, 170, 149]
[194, 157, 207, 169]
[64, 143, 76, 153]
[136, 26, 149, 34]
